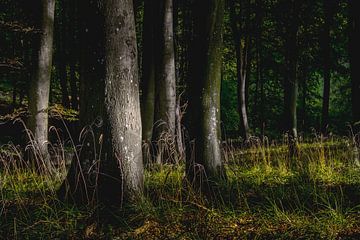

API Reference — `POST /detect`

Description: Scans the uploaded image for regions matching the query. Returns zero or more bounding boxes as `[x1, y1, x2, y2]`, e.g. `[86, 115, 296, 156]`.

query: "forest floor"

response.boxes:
[1, 138, 360, 239]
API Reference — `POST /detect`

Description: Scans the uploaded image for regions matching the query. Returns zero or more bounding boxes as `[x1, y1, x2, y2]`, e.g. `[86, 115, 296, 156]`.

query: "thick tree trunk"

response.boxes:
[321, 0, 336, 135]
[186, 0, 226, 187]
[141, 0, 156, 143]
[28, 0, 55, 164]
[101, 0, 143, 204]
[60, 0, 143, 206]
[349, 0, 360, 135]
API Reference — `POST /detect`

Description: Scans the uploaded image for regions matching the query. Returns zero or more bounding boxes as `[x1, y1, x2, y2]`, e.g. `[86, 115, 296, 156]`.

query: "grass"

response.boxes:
[1, 135, 360, 239]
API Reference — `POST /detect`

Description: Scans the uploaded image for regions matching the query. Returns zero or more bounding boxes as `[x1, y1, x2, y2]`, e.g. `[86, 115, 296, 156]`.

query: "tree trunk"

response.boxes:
[141, 0, 156, 143]
[101, 0, 143, 205]
[255, 0, 265, 138]
[69, 0, 79, 111]
[60, 0, 143, 206]
[186, 0, 226, 188]
[229, 0, 251, 141]
[349, 0, 360, 135]
[28, 0, 55, 164]
[69, 64, 78, 110]
[58, 0, 105, 205]
[321, 0, 336, 135]
[153, 0, 177, 164]
[283, 0, 300, 159]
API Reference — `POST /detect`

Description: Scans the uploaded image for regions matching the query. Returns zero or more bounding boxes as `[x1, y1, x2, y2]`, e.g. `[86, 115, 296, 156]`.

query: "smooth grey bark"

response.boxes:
[28, 0, 55, 163]
[60, 0, 143, 206]
[186, 0, 226, 187]
[141, 0, 156, 143]
[101, 0, 143, 204]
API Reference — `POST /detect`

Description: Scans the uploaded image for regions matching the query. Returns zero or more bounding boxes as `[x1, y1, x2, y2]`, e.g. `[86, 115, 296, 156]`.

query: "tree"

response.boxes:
[152, 0, 177, 163]
[321, 0, 336, 135]
[282, 0, 301, 158]
[141, 0, 157, 143]
[186, 0, 226, 187]
[229, 0, 251, 141]
[28, 0, 55, 163]
[349, 0, 360, 134]
[60, 0, 143, 206]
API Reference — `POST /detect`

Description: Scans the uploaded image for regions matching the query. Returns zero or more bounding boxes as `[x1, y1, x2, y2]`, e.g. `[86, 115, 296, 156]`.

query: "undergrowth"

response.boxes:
[1, 133, 360, 239]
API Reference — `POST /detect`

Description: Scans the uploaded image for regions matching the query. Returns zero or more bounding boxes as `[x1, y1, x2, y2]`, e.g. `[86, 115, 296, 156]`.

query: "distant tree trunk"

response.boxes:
[349, 0, 360, 135]
[141, 0, 156, 143]
[69, 0, 79, 111]
[186, 0, 226, 187]
[300, 64, 309, 132]
[283, 0, 300, 159]
[60, 0, 143, 206]
[255, 0, 265, 138]
[321, 0, 336, 135]
[56, 11, 70, 109]
[69, 65, 78, 110]
[229, 0, 251, 141]
[153, 0, 177, 163]
[28, 0, 55, 163]
[59, 0, 106, 205]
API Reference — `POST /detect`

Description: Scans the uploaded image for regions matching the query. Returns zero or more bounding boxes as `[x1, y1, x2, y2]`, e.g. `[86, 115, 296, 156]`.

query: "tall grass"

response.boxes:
[1, 123, 360, 239]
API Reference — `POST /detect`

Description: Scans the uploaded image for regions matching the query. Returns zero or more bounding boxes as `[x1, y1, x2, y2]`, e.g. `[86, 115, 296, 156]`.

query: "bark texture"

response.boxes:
[28, 0, 55, 163]
[101, 0, 143, 204]
[186, 0, 226, 187]
[60, 0, 143, 206]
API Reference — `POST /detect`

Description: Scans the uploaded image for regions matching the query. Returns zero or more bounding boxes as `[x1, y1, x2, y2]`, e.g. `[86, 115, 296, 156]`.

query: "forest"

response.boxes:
[0, 0, 360, 239]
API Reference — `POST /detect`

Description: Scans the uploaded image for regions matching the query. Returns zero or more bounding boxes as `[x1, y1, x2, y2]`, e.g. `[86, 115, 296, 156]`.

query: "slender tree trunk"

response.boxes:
[321, 0, 336, 135]
[153, 0, 177, 163]
[255, 0, 265, 138]
[349, 0, 360, 135]
[229, 0, 251, 141]
[57, 0, 70, 109]
[69, 0, 79, 111]
[28, 0, 55, 164]
[141, 0, 156, 143]
[186, 0, 226, 188]
[283, 0, 300, 159]
[69, 65, 78, 110]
